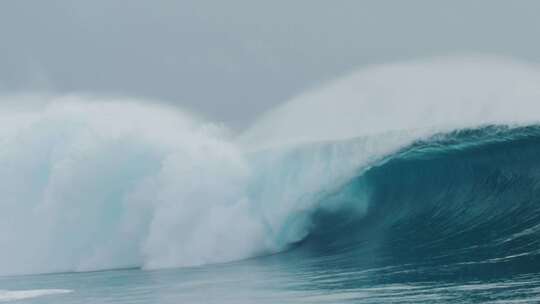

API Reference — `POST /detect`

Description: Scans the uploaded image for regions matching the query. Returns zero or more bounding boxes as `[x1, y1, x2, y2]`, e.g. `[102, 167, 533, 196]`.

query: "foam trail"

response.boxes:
[0, 289, 72, 302]
[2, 56, 540, 276]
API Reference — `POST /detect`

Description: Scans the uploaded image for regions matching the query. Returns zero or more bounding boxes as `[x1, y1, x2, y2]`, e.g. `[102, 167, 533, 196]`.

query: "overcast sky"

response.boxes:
[1, 0, 540, 127]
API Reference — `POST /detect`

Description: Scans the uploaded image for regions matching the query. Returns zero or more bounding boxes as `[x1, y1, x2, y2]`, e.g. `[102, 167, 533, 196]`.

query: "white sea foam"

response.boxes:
[0, 289, 72, 302]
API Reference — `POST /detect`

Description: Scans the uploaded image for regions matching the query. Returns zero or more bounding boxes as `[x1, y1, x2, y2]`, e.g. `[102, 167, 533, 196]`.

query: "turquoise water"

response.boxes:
[3, 260, 540, 303]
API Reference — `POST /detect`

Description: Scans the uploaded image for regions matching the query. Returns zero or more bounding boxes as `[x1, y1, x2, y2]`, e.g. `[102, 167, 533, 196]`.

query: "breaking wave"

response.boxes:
[2, 56, 540, 276]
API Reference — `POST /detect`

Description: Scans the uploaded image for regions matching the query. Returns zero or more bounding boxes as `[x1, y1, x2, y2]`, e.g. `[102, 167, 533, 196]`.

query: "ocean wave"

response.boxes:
[2, 56, 540, 276]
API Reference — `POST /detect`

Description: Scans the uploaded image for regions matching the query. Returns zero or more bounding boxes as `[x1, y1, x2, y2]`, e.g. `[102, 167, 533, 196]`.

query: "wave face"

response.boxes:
[297, 126, 540, 280]
[2, 57, 540, 277]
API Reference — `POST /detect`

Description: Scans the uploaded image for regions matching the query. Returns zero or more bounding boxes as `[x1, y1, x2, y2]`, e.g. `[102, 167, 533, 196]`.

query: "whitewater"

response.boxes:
[3, 56, 540, 303]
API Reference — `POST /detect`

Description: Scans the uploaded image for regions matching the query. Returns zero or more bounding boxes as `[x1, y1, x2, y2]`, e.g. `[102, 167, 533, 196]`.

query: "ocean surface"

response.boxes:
[3, 58, 540, 303]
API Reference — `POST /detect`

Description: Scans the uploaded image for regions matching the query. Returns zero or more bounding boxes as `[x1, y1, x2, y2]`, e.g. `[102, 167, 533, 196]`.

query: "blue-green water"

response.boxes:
[3, 260, 540, 303]
[4, 126, 540, 303]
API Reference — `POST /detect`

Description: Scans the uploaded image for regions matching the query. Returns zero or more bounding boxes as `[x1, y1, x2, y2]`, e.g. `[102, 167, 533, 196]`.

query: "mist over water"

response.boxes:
[4, 56, 540, 303]
[243, 56, 540, 147]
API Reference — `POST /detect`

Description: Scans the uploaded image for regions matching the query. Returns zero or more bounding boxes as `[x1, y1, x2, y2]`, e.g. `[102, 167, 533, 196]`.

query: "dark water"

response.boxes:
[4, 126, 540, 303]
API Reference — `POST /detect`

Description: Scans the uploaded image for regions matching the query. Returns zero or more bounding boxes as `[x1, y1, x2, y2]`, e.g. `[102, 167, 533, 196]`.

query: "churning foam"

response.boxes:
[0, 97, 268, 274]
[1, 56, 540, 275]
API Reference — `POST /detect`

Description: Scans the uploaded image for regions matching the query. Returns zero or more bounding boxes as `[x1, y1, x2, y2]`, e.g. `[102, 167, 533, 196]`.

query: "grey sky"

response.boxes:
[1, 0, 540, 128]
